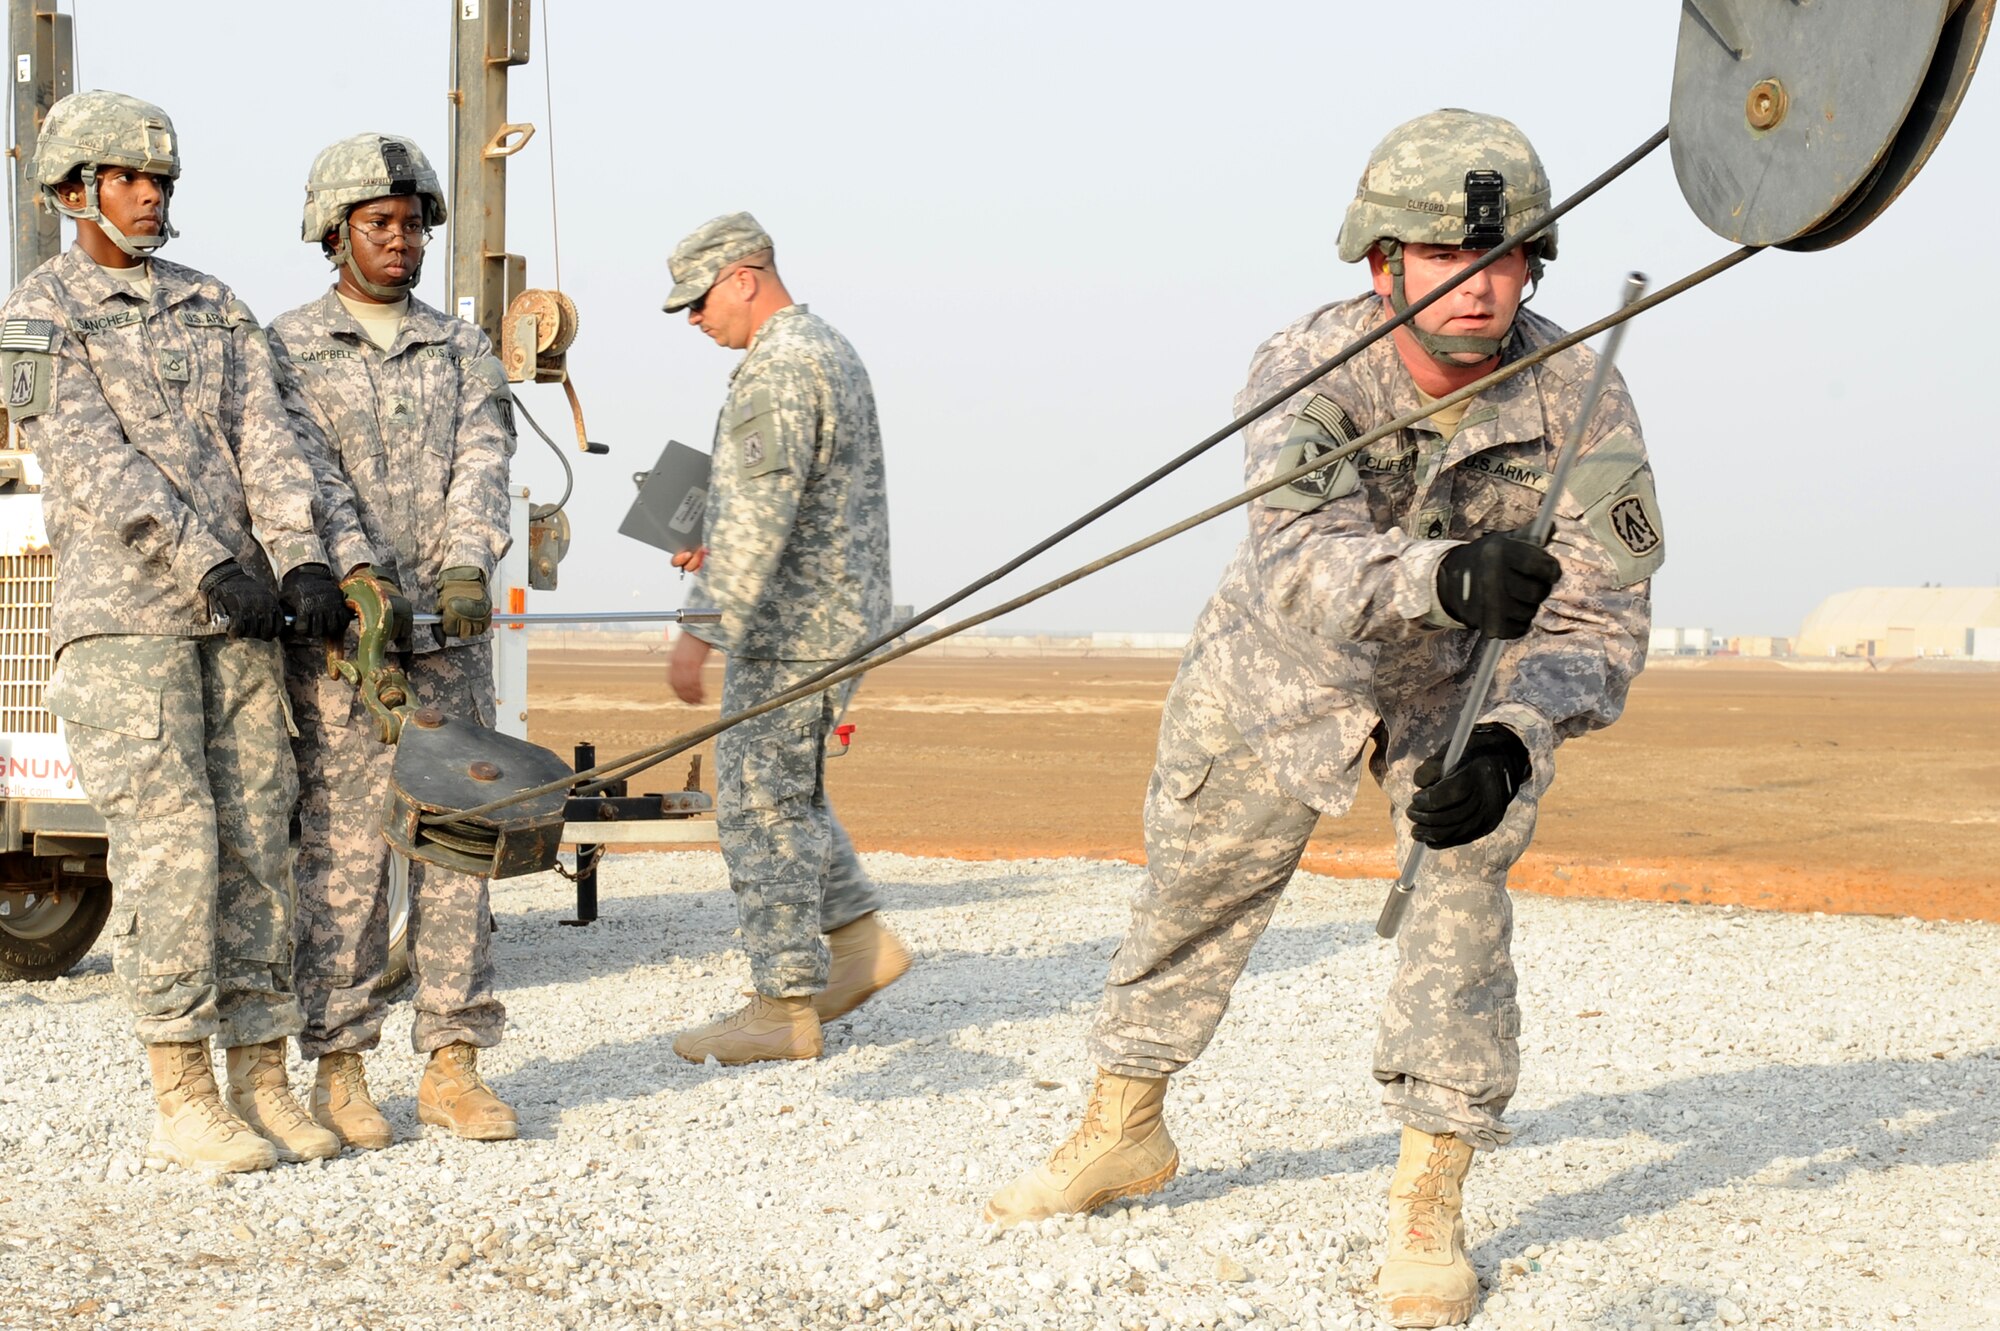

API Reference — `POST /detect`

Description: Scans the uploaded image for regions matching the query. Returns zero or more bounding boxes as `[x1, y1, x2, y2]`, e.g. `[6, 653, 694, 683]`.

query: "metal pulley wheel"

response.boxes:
[1670, 0, 1995, 249]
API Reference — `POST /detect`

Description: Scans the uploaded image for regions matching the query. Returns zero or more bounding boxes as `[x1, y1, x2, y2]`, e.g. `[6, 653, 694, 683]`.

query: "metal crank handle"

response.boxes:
[1375, 271, 1650, 943]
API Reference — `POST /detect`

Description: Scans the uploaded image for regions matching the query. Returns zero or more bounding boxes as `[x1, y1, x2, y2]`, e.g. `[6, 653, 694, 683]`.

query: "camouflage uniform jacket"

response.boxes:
[687, 304, 892, 660]
[266, 290, 515, 653]
[1185, 294, 1665, 814]
[0, 248, 327, 655]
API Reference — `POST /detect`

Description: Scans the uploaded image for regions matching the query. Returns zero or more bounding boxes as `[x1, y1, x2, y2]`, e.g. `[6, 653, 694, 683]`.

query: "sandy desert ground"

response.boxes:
[526, 648, 2000, 921]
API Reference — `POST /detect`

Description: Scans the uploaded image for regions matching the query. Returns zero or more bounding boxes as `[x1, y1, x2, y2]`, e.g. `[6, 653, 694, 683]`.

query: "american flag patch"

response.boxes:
[0, 318, 55, 352]
[1299, 393, 1358, 445]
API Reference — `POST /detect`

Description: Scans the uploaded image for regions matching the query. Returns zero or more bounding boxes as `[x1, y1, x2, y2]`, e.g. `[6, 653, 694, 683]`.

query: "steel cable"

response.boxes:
[567, 123, 1671, 798]
[779, 130, 1664, 691]
[428, 243, 1760, 829]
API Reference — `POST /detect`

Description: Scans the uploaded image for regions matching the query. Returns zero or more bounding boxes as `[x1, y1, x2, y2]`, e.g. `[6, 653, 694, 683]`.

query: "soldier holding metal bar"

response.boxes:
[267, 133, 521, 1147]
[984, 110, 1667, 1329]
[1, 90, 346, 1174]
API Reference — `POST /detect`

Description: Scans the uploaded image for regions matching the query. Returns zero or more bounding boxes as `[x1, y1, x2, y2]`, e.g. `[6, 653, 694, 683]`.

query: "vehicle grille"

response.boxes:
[0, 552, 56, 735]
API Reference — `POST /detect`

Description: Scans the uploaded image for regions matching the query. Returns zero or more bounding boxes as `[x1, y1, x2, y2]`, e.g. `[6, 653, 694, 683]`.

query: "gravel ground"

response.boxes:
[3, 852, 1997, 1331]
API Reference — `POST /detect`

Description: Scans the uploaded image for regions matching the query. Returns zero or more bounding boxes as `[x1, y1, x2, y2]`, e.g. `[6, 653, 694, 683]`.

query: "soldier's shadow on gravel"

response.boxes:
[1135, 1053, 2000, 1232]
[873, 871, 1083, 911]
[490, 919, 1376, 1115]
[1162, 1131, 1404, 1210]
[486, 867, 1075, 988]
[799, 919, 1376, 1103]
[1469, 1052, 2000, 1264]
[490, 889, 742, 979]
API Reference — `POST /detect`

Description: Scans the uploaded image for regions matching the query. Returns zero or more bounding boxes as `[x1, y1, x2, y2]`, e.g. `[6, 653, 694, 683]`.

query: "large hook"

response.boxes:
[325, 567, 415, 745]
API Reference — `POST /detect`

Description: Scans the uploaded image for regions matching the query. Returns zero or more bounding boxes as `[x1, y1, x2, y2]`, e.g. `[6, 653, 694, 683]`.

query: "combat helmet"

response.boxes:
[302, 133, 447, 300]
[1336, 108, 1556, 363]
[32, 90, 181, 258]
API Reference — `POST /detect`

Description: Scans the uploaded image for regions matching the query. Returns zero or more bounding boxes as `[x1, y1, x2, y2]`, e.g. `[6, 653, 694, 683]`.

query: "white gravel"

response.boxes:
[3, 852, 1997, 1331]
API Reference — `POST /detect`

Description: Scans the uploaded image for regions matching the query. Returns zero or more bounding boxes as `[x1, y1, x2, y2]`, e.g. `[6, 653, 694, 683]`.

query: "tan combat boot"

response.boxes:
[982, 1070, 1178, 1227]
[145, 1042, 277, 1175]
[813, 913, 912, 1022]
[224, 1041, 342, 1162]
[417, 1043, 519, 1141]
[1377, 1126, 1480, 1328]
[313, 1050, 393, 1151]
[673, 993, 823, 1065]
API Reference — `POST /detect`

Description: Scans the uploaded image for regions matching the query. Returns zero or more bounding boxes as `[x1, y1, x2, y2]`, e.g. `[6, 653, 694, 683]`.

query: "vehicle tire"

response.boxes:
[376, 853, 413, 999]
[0, 870, 112, 981]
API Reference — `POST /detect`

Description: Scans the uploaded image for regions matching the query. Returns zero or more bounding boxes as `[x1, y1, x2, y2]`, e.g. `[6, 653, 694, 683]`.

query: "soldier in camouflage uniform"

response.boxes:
[1, 91, 349, 1173]
[267, 134, 520, 1145]
[986, 111, 1667, 1328]
[660, 212, 907, 1066]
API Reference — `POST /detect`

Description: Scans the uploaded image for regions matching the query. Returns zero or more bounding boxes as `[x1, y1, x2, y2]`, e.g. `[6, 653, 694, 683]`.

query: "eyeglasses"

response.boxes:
[352, 218, 431, 246]
[690, 264, 765, 316]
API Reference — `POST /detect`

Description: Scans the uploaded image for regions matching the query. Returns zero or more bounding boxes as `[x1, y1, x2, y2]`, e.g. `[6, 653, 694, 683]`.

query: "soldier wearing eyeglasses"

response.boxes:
[264, 133, 520, 1149]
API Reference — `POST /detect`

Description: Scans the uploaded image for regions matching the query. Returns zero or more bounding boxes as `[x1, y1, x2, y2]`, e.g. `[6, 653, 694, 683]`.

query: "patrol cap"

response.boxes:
[663, 211, 772, 313]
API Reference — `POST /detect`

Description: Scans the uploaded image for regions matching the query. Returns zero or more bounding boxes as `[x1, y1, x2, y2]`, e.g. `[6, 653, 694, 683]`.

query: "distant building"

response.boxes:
[1648, 626, 1714, 656]
[1727, 636, 1790, 658]
[1795, 587, 2000, 659]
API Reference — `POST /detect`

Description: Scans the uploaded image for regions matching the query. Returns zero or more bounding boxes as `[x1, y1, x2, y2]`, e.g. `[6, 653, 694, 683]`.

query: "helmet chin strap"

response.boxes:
[55, 165, 177, 259]
[1380, 238, 1513, 365]
[331, 218, 421, 302]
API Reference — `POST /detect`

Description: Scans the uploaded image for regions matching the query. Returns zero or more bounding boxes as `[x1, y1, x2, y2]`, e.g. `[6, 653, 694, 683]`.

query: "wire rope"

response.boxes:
[562, 125, 1669, 798]
[540, 0, 561, 292]
[430, 244, 1761, 827]
[767, 127, 1670, 708]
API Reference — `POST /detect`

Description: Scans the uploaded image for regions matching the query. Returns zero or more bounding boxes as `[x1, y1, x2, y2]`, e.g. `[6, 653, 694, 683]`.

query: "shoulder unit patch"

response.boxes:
[1262, 393, 1362, 512]
[1, 350, 53, 419]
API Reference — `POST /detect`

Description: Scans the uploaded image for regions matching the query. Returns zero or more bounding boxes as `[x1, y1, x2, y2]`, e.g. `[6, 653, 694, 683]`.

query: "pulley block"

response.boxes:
[382, 708, 576, 879]
[1670, 0, 1994, 249]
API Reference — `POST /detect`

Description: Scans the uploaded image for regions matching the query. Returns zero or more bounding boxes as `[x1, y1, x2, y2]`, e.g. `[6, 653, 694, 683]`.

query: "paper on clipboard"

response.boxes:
[619, 440, 711, 556]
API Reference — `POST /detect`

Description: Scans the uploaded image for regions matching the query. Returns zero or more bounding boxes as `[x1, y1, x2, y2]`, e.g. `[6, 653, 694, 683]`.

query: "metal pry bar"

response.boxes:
[407, 609, 722, 626]
[1374, 271, 1650, 942]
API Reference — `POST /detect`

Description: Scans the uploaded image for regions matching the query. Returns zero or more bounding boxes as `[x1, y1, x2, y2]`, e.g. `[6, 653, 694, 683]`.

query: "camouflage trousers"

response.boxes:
[49, 634, 303, 1048]
[716, 656, 882, 996]
[1089, 663, 1534, 1149]
[285, 640, 504, 1058]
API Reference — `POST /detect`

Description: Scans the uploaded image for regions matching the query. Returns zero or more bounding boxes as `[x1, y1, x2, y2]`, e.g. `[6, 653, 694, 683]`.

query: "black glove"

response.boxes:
[437, 565, 491, 638]
[279, 563, 351, 641]
[1436, 533, 1561, 639]
[199, 559, 282, 641]
[1407, 724, 1531, 850]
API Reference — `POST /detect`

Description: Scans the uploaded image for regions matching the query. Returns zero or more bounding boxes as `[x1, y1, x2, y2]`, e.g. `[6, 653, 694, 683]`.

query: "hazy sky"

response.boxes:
[38, 1, 1999, 640]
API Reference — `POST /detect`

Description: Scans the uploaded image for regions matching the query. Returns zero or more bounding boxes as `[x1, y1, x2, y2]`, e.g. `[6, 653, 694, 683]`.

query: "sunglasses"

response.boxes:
[690, 264, 766, 317]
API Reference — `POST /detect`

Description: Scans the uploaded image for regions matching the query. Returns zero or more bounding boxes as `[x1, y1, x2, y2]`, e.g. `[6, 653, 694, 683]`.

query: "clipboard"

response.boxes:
[620, 440, 711, 556]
